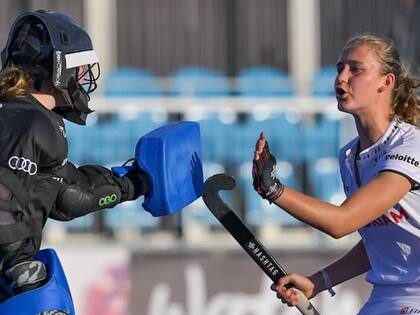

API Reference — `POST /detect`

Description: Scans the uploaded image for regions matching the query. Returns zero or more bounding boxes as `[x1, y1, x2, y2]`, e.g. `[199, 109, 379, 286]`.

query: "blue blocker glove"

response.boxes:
[252, 141, 284, 203]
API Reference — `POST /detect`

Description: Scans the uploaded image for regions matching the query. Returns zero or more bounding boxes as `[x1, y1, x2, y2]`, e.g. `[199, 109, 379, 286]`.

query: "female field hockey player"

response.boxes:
[252, 34, 420, 314]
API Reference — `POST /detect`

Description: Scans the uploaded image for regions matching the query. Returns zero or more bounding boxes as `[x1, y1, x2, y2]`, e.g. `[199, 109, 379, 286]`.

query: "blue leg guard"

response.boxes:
[0, 248, 75, 315]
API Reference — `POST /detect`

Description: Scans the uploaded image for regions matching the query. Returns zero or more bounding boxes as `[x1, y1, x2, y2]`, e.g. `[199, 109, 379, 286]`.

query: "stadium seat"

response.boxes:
[185, 107, 237, 163]
[229, 121, 255, 165]
[66, 111, 168, 166]
[307, 157, 345, 205]
[226, 108, 305, 165]
[311, 65, 337, 97]
[238, 161, 301, 227]
[116, 109, 168, 147]
[302, 112, 341, 163]
[44, 213, 95, 233]
[104, 197, 161, 232]
[104, 67, 162, 97]
[65, 114, 102, 165]
[268, 110, 304, 163]
[182, 162, 227, 228]
[170, 66, 231, 97]
[236, 66, 294, 97]
[91, 118, 132, 164]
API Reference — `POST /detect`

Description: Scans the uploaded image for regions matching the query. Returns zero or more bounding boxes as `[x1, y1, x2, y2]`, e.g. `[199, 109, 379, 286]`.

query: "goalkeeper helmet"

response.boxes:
[1, 10, 100, 125]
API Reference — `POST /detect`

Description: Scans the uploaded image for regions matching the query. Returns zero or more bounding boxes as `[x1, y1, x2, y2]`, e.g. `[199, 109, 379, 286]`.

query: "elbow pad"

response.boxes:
[53, 184, 121, 221]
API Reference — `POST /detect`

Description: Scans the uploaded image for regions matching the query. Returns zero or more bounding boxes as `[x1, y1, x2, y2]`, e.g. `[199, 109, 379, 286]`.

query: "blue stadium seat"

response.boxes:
[218, 108, 305, 167]
[105, 67, 162, 97]
[266, 110, 304, 163]
[170, 66, 231, 97]
[238, 161, 301, 227]
[236, 66, 294, 97]
[44, 213, 95, 232]
[65, 114, 102, 165]
[229, 121, 255, 165]
[307, 157, 345, 205]
[66, 111, 168, 166]
[182, 162, 227, 228]
[185, 108, 237, 163]
[302, 113, 341, 163]
[311, 65, 337, 97]
[104, 197, 161, 231]
[115, 109, 168, 147]
[90, 118, 132, 164]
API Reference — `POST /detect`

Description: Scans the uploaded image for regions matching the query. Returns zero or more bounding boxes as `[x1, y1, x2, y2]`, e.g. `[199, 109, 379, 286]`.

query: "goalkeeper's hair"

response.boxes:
[0, 66, 33, 98]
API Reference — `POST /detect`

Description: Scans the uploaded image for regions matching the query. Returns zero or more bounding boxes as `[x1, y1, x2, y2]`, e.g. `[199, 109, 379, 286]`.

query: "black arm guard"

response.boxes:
[52, 184, 121, 221]
[50, 164, 148, 221]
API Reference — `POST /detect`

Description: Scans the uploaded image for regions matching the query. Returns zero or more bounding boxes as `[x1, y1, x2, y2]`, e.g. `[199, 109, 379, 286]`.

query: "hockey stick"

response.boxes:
[202, 174, 320, 315]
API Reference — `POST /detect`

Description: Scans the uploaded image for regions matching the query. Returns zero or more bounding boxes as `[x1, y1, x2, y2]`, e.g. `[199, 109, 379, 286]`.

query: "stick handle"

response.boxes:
[203, 174, 321, 315]
[239, 236, 319, 315]
[216, 212, 321, 315]
[294, 289, 320, 315]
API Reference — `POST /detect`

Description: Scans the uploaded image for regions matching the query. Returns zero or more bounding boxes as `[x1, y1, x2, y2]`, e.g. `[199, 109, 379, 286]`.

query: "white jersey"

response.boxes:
[339, 115, 420, 285]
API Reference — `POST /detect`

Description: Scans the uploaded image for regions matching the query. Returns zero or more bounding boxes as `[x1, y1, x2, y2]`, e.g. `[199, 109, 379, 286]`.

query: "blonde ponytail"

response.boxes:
[0, 67, 33, 98]
[392, 63, 420, 125]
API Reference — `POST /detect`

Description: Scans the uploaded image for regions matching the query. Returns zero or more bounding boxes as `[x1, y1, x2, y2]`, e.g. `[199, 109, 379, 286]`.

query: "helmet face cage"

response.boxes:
[76, 62, 100, 99]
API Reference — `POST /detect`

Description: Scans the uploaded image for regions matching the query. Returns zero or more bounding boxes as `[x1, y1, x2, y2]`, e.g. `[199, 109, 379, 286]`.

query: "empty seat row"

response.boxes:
[65, 109, 354, 169]
[194, 110, 347, 165]
[104, 65, 337, 97]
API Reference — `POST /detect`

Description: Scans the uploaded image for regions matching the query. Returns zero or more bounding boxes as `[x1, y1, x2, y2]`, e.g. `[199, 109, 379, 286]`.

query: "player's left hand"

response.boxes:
[124, 161, 150, 199]
[271, 273, 315, 306]
[252, 132, 284, 203]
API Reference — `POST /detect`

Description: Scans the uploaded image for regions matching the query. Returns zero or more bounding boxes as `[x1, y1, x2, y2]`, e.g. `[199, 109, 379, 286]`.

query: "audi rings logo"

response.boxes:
[8, 156, 38, 175]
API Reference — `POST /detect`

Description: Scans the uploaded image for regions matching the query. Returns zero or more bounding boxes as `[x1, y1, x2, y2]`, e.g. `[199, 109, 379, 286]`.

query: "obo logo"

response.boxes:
[99, 194, 118, 207]
[8, 156, 38, 175]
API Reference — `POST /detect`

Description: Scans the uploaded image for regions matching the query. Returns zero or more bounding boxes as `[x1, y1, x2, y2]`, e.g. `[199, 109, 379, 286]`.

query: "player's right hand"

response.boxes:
[271, 273, 315, 306]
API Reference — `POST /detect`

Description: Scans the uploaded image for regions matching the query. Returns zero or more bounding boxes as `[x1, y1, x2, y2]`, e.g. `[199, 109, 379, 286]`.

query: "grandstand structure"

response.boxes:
[1, 1, 415, 314]
[0, 0, 408, 245]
